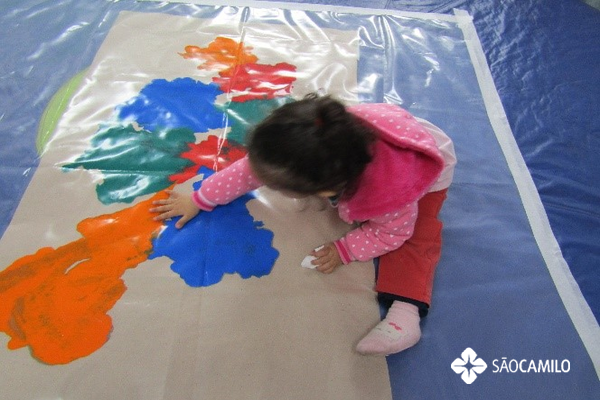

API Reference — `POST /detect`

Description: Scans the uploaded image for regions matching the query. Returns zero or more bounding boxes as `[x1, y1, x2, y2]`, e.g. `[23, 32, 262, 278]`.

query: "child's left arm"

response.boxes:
[310, 243, 343, 274]
[309, 202, 418, 272]
[333, 202, 419, 265]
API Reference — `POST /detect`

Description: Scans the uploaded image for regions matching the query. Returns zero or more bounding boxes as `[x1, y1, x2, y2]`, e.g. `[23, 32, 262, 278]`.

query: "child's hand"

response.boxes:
[150, 190, 200, 229]
[311, 243, 343, 274]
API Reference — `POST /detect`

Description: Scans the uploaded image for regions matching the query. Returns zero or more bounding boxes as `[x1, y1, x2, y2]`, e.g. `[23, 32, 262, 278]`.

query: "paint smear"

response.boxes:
[179, 38, 297, 103]
[179, 38, 258, 71]
[63, 124, 195, 204]
[151, 167, 279, 287]
[116, 78, 225, 133]
[0, 191, 167, 365]
[4, 37, 290, 365]
[169, 135, 247, 184]
[64, 78, 231, 204]
[214, 62, 297, 102]
[220, 97, 295, 144]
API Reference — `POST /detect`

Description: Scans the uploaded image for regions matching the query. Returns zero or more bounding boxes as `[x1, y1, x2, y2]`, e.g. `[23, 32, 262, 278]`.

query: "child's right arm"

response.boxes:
[190, 156, 262, 211]
[151, 156, 262, 228]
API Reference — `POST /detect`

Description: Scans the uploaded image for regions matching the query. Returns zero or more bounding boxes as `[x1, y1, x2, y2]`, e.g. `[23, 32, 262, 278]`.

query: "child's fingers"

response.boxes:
[152, 199, 171, 206]
[152, 211, 172, 221]
[149, 204, 173, 213]
[312, 243, 331, 257]
[313, 252, 333, 268]
[312, 243, 342, 274]
[153, 191, 180, 203]
[316, 260, 336, 274]
[175, 215, 191, 229]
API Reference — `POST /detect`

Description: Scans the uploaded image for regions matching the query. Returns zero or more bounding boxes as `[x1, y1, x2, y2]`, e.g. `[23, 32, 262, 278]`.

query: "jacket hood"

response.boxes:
[340, 104, 445, 221]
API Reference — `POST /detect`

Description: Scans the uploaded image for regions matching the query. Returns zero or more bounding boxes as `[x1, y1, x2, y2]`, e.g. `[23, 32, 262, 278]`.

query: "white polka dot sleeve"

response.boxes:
[334, 202, 419, 264]
[191, 156, 262, 211]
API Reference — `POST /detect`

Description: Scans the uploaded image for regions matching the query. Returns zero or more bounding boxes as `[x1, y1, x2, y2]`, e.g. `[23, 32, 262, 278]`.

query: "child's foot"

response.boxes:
[356, 301, 421, 356]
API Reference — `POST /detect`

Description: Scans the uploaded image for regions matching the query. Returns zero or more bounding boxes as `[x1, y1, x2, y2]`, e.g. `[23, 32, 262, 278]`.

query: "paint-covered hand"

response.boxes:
[312, 242, 343, 274]
[150, 190, 200, 229]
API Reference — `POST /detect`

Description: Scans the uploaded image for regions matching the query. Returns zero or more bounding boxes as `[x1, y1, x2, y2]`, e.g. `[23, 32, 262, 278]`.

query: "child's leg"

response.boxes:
[376, 189, 447, 308]
[357, 189, 447, 356]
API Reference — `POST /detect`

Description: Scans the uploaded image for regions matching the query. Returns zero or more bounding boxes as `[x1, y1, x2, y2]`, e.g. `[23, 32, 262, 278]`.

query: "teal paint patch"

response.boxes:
[221, 96, 295, 145]
[63, 124, 195, 204]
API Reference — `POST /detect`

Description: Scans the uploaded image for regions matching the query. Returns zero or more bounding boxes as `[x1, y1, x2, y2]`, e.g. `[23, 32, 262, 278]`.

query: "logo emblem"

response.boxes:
[451, 348, 488, 384]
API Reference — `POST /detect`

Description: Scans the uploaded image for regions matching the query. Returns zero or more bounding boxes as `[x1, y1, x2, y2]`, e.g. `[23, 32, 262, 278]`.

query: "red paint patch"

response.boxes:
[170, 135, 247, 183]
[389, 322, 403, 332]
[213, 62, 297, 102]
[180, 37, 297, 102]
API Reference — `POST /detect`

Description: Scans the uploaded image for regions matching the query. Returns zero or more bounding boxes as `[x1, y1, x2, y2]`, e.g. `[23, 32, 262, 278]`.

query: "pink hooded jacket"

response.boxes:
[192, 104, 455, 264]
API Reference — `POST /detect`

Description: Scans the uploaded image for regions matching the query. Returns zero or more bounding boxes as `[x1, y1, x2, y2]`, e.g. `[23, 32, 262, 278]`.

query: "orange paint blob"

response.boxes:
[179, 37, 258, 71]
[0, 191, 168, 364]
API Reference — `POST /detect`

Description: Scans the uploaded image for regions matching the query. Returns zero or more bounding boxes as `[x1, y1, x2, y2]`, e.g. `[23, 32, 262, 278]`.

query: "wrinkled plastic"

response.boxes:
[0, 1, 599, 400]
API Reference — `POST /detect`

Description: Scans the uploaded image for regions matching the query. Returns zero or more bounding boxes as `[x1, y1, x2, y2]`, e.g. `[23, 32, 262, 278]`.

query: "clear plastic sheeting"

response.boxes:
[0, 1, 599, 400]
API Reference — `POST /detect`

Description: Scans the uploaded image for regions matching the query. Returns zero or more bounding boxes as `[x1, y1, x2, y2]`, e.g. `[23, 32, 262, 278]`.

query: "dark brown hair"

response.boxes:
[247, 94, 374, 195]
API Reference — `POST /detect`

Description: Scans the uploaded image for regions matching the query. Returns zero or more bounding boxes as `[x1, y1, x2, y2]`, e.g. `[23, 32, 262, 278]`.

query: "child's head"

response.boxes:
[247, 94, 373, 196]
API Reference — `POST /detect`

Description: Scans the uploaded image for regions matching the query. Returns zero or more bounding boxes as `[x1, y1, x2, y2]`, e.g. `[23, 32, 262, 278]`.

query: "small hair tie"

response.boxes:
[315, 117, 324, 127]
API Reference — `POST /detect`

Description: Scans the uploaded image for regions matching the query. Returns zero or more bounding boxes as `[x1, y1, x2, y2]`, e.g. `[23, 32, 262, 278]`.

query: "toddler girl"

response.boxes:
[151, 94, 456, 356]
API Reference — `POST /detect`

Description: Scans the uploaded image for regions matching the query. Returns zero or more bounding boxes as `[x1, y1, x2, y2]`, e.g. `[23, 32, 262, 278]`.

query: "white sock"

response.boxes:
[356, 301, 421, 356]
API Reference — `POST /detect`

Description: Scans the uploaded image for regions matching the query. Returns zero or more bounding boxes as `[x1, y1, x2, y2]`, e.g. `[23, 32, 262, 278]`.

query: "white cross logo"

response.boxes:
[451, 348, 488, 384]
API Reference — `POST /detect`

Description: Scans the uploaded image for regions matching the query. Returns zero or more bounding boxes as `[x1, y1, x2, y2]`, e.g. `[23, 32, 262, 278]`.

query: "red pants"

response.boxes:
[376, 189, 448, 313]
